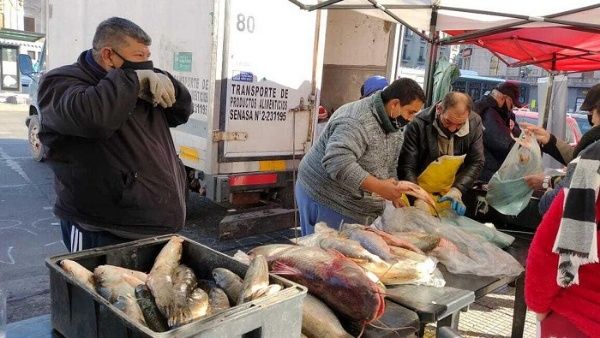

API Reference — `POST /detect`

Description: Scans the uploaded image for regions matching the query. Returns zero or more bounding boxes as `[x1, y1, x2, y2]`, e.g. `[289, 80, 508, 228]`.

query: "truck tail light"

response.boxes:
[228, 173, 278, 187]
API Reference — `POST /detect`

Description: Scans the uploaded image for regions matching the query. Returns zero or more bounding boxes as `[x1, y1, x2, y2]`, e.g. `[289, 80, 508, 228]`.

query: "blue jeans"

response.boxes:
[295, 181, 358, 235]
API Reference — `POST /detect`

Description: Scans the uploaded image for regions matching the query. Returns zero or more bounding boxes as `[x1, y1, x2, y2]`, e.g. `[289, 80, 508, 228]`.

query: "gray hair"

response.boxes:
[92, 17, 151, 55]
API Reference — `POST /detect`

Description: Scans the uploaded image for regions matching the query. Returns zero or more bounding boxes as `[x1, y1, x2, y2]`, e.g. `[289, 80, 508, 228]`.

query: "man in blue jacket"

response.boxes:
[37, 17, 192, 251]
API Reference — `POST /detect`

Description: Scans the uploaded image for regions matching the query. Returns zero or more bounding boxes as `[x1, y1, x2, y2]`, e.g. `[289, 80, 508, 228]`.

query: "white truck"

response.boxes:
[23, 1, 402, 237]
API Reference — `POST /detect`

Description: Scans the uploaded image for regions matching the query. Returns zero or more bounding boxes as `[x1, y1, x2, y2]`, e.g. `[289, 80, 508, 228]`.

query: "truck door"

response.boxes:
[220, 0, 319, 160]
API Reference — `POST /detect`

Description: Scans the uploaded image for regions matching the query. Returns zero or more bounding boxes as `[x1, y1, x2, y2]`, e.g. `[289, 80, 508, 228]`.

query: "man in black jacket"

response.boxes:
[475, 82, 523, 182]
[398, 92, 484, 215]
[37, 17, 192, 251]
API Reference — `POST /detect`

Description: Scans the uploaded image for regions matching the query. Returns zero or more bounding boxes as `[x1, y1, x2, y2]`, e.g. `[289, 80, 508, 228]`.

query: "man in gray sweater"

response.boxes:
[296, 78, 425, 235]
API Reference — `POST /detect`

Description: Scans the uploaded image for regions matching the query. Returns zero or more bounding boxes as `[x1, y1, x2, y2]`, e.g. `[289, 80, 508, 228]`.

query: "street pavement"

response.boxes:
[0, 104, 64, 323]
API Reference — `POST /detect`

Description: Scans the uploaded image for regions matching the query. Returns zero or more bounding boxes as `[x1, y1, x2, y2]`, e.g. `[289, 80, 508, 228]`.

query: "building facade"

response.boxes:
[0, 0, 43, 91]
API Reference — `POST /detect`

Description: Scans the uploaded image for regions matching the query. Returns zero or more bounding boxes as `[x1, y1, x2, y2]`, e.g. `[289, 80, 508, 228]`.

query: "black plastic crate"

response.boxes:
[46, 235, 306, 338]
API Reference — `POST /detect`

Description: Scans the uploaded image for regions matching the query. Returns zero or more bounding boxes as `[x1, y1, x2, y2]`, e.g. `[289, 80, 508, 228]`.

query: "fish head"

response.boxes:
[326, 251, 386, 323]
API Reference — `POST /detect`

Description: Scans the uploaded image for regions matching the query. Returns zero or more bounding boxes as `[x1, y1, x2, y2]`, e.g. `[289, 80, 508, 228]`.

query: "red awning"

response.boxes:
[445, 27, 600, 72]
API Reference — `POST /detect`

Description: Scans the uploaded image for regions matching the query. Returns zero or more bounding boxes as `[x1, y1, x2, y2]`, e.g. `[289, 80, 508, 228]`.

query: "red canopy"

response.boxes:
[445, 27, 600, 72]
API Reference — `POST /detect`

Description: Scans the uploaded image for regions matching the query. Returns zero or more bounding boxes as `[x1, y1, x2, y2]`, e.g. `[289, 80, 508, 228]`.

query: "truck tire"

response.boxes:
[28, 115, 45, 162]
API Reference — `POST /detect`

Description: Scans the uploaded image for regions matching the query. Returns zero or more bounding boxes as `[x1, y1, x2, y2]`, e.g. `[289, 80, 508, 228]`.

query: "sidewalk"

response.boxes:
[423, 284, 536, 337]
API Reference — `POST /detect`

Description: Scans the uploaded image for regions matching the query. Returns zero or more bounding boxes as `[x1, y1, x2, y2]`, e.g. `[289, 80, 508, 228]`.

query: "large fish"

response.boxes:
[169, 288, 210, 327]
[147, 236, 183, 321]
[94, 266, 143, 302]
[212, 268, 244, 304]
[208, 287, 230, 313]
[388, 231, 441, 252]
[113, 295, 147, 326]
[237, 255, 269, 304]
[341, 227, 395, 262]
[60, 259, 95, 291]
[172, 265, 198, 306]
[302, 293, 353, 338]
[135, 284, 168, 332]
[250, 245, 385, 324]
[94, 269, 146, 326]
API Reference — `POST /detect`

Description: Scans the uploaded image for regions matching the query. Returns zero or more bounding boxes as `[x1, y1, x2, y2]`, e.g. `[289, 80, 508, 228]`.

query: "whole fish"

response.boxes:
[188, 288, 210, 319]
[94, 271, 146, 327]
[170, 288, 210, 327]
[342, 228, 395, 262]
[113, 295, 147, 326]
[317, 236, 383, 263]
[172, 264, 198, 308]
[238, 255, 269, 304]
[256, 245, 385, 324]
[147, 236, 183, 320]
[247, 244, 296, 258]
[365, 228, 423, 253]
[135, 284, 168, 332]
[60, 259, 95, 291]
[302, 294, 353, 338]
[94, 267, 141, 302]
[208, 287, 230, 313]
[388, 231, 441, 252]
[212, 268, 244, 304]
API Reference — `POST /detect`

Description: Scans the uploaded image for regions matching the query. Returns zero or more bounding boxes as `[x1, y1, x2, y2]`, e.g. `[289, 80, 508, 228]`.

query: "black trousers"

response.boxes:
[60, 219, 129, 252]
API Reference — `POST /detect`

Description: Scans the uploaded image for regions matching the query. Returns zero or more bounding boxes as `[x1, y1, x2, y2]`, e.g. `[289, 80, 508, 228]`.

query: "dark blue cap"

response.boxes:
[361, 76, 389, 98]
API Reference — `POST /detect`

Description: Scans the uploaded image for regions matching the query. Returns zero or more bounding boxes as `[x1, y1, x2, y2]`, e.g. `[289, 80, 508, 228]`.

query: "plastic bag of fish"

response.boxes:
[377, 206, 524, 277]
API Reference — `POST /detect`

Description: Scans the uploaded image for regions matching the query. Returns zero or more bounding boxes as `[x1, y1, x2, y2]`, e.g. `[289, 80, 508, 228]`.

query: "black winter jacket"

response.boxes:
[397, 105, 484, 194]
[37, 51, 192, 238]
[475, 95, 521, 182]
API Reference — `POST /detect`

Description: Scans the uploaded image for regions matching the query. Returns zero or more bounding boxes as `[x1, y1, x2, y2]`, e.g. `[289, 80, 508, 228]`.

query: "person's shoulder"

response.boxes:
[44, 63, 86, 80]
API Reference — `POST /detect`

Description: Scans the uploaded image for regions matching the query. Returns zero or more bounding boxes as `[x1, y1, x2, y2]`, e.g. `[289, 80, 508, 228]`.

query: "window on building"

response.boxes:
[1, 46, 20, 90]
[404, 29, 413, 39]
[24, 17, 35, 32]
[402, 43, 409, 60]
[462, 56, 471, 69]
[27, 51, 35, 60]
[418, 46, 425, 62]
[489, 56, 499, 76]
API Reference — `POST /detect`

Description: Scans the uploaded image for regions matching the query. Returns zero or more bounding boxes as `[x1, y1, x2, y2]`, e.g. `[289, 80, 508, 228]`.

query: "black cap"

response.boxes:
[580, 83, 600, 112]
[496, 82, 524, 108]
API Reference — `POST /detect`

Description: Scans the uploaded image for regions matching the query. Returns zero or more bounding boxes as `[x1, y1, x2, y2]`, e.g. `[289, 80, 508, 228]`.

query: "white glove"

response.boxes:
[135, 70, 176, 108]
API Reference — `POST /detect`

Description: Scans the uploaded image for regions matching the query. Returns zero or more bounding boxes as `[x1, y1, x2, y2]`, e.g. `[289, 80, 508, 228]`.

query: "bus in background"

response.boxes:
[452, 70, 531, 105]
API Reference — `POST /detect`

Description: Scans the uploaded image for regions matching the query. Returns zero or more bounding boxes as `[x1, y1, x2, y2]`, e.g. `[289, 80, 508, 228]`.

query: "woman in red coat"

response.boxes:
[525, 142, 600, 338]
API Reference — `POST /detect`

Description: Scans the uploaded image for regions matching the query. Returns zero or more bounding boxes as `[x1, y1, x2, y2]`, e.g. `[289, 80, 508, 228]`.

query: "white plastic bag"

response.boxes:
[486, 131, 543, 216]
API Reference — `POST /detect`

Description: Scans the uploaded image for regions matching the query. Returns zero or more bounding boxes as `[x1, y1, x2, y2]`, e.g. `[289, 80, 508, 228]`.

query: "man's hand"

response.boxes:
[535, 312, 549, 322]
[439, 187, 466, 216]
[376, 178, 408, 201]
[135, 70, 176, 108]
[524, 173, 545, 190]
[519, 122, 550, 145]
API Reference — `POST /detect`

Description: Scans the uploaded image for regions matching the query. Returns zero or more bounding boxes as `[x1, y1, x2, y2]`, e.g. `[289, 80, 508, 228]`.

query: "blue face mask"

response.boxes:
[112, 49, 153, 70]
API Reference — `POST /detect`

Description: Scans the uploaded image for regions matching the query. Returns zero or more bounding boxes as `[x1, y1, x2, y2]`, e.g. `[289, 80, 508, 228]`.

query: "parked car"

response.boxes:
[513, 109, 582, 146]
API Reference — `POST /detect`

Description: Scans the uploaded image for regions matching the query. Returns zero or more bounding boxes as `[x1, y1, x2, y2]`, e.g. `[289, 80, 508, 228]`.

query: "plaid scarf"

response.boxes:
[553, 141, 600, 287]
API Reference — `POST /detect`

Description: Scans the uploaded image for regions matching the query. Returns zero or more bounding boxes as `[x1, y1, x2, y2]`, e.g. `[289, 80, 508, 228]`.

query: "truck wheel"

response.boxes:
[28, 115, 45, 162]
